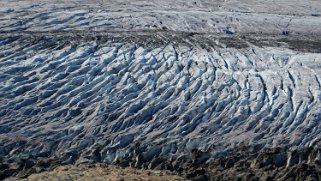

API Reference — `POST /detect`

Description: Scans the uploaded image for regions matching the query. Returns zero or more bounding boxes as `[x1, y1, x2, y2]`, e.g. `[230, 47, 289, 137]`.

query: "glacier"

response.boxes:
[1, 0, 321, 180]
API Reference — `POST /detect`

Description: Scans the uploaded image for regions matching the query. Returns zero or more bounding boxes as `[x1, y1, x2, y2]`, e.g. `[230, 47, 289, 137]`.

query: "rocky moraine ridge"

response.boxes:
[1, 0, 321, 180]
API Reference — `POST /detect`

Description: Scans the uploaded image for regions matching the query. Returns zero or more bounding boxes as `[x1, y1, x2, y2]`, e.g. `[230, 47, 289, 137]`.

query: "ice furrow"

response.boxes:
[0, 30, 321, 175]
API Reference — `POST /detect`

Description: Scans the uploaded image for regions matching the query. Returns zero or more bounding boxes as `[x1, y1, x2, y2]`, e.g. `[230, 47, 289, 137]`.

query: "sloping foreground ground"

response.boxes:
[1, 0, 321, 180]
[5, 164, 186, 181]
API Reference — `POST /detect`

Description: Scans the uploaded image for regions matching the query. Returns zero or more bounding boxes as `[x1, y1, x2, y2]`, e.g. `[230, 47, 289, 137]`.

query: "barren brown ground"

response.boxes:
[5, 164, 188, 181]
